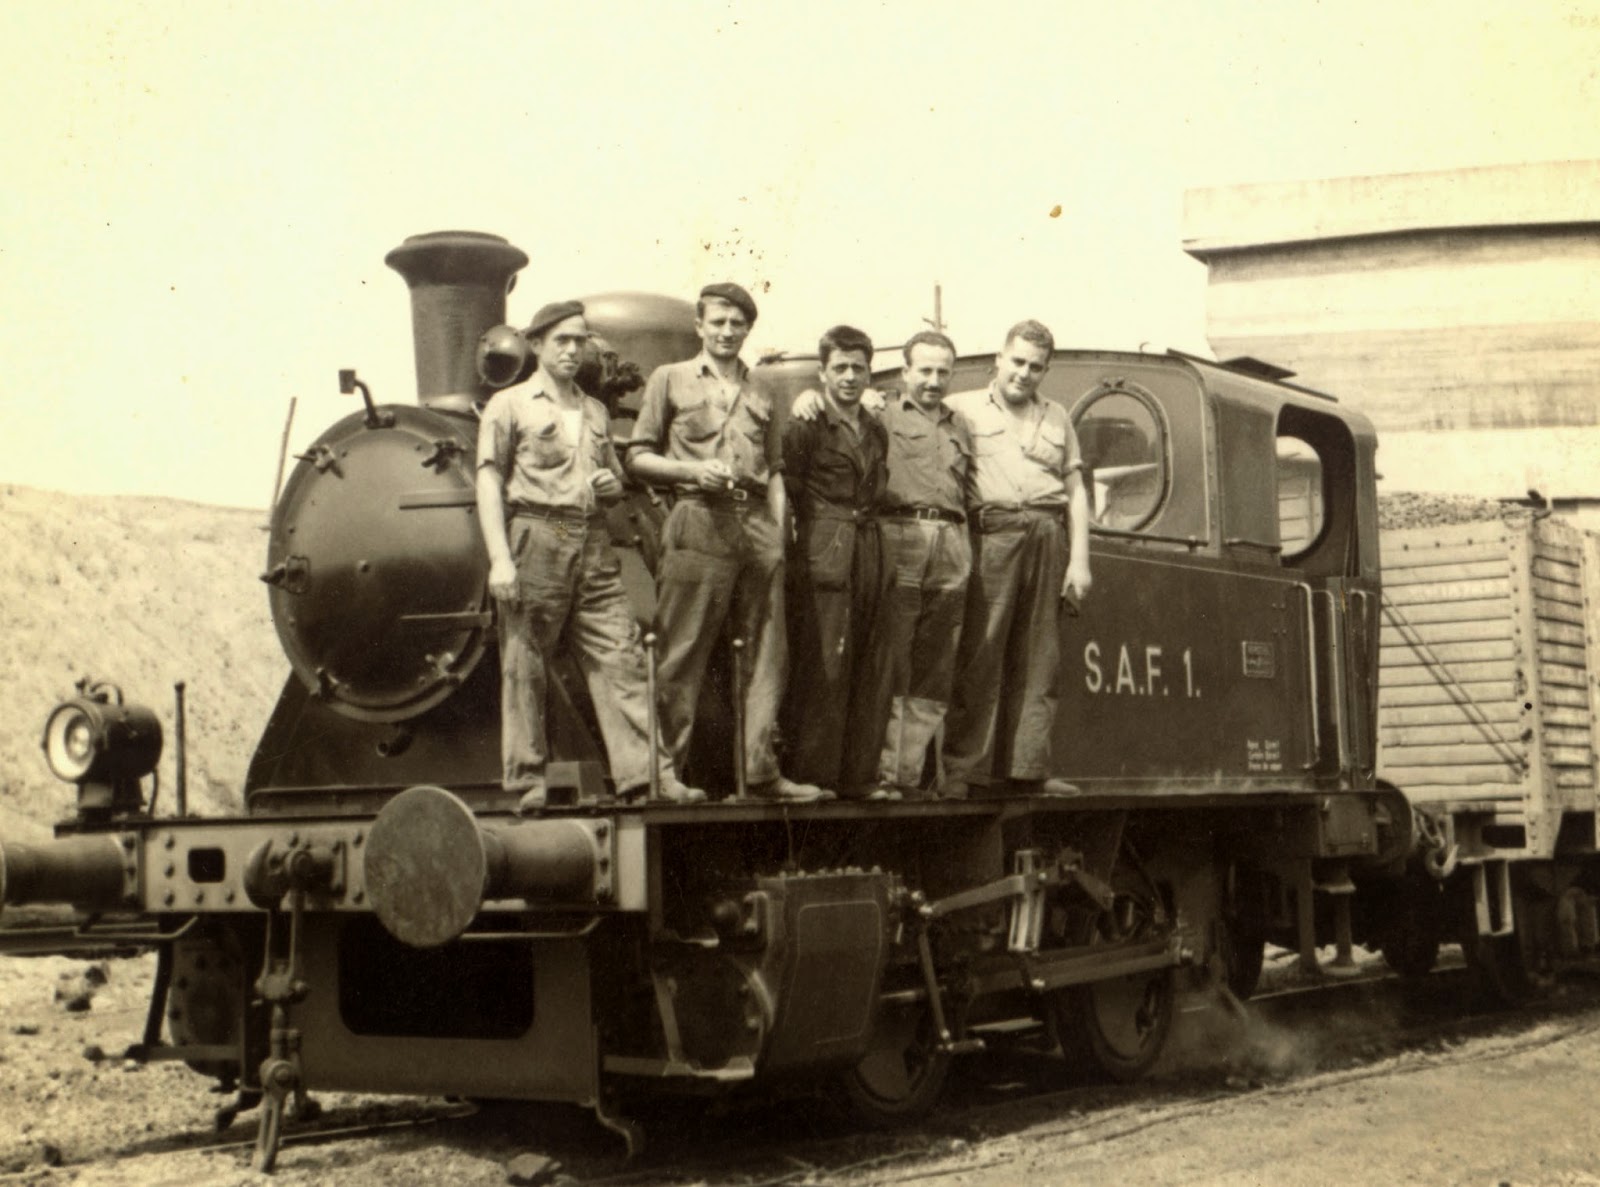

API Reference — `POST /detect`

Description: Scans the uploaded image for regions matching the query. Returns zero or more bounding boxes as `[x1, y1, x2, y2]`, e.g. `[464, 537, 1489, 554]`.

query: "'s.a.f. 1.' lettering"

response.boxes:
[1083, 641, 1200, 698]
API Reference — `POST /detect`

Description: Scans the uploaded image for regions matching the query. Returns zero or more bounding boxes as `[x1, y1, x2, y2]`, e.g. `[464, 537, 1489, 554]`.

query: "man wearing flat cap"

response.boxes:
[478, 300, 704, 811]
[628, 284, 829, 802]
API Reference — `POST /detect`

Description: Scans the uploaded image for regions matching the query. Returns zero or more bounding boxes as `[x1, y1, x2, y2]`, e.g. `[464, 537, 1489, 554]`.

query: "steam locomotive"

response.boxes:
[5, 230, 1565, 1171]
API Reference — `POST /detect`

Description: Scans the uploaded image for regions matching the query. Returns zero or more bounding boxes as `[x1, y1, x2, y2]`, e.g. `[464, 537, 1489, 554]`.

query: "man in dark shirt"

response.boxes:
[780, 325, 889, 796]
[867, 331, 971, 797]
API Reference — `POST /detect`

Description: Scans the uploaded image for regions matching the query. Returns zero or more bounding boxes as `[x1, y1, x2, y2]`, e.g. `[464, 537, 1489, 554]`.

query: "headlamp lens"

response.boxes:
[43, 704, 100, 782]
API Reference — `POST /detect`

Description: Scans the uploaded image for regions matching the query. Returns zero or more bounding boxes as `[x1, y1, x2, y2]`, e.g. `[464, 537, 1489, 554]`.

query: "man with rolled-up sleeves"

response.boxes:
[477, 300, 703, 812]
[627, 284, 829, 802]
[867, 330, 972, 798]
[942, 319, 1092, 797]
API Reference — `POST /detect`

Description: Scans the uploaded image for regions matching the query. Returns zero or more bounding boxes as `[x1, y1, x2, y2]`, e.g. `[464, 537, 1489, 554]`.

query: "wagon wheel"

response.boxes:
[1461, 893, 1553, 1007]
[835, 997, 952, 1127]
[1219, 865, 1269, 1000]
[1379, 871, 1445, 981]
[1051, 861, 1175, 1082]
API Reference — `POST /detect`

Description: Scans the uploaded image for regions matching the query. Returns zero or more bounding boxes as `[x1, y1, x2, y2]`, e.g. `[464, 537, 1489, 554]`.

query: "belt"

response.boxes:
[677, 483, 764, 502]
[973, 503, 1066, 532]
[804, 502, 876, 522]
[510, 503, 606, 524]
[881, 505, 965, 525]
[678, 486, 764, 507]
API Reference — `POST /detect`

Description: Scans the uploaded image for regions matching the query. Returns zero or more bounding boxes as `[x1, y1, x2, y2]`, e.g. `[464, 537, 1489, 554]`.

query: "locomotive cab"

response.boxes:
[919, 348, 1383, 800]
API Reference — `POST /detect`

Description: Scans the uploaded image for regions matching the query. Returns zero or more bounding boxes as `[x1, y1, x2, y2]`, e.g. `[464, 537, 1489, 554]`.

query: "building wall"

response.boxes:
[1182, 162, 1600, 501]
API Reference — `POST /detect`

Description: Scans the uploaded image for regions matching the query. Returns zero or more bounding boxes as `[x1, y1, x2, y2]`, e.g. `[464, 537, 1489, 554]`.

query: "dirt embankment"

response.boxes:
[0, 485, 283, 840]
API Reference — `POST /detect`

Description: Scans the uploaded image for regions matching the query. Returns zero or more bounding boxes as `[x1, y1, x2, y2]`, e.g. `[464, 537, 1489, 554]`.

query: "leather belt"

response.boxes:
[510, 503, 605, 523]
[805, 503, 876, 522]
[881, 505, 965, 524]
[677, 486, 765, 510]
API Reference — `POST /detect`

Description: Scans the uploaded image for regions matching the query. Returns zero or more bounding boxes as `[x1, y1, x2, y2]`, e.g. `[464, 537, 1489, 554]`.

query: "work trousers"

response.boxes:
[654, 499, 786, 785]
[944, 507, 1068, 786]
[783, 512, 884, 793]
[870, 518, 972, 790]
[498, 515, 664, 793]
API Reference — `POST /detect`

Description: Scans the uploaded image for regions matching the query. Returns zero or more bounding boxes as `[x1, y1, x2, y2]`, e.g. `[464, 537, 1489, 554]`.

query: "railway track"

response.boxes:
[10, 956, 1600, 1184]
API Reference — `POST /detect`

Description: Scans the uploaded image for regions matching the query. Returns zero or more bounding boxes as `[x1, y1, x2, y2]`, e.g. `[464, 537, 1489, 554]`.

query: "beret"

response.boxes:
[526, 299, 586, 338]
[698, 282, 757, 323]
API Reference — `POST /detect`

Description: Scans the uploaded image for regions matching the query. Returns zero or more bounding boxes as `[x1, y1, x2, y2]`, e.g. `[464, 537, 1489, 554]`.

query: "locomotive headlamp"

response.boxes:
[42, 704, 100, 782]
[40, 684, 162, 817]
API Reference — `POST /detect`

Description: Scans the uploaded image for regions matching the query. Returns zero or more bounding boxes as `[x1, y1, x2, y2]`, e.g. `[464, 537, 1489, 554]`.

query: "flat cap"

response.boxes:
[699, 282, 757, 323]
[526, 299, 586, 338]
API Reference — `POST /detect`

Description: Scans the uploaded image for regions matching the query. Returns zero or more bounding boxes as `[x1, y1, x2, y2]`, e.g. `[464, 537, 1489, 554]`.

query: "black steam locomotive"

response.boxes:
[4, 230, 1484, 1171]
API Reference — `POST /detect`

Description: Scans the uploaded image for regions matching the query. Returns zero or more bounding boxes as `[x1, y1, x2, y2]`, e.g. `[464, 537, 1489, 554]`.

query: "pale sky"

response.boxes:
[3, 1, 1598, 509]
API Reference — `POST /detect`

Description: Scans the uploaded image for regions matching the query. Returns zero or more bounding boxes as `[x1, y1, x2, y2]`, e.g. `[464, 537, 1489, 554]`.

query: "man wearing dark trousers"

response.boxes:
[780, 324, 890, 797]
[628, 284, 828, 802]
[943, 319, 1092, 797]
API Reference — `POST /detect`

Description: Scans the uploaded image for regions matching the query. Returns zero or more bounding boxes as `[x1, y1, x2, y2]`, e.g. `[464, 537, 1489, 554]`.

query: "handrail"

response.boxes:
[1320, 590, 1349, 771]
[1295, 581, 1322, 768]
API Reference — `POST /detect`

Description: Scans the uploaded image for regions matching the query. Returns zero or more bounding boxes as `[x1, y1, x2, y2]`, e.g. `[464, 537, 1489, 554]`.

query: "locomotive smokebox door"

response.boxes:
[266, 404, 490, 723]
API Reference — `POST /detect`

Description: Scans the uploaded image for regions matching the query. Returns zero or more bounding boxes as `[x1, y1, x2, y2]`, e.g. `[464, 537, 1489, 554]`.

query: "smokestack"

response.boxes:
[384, 231, 529, 414]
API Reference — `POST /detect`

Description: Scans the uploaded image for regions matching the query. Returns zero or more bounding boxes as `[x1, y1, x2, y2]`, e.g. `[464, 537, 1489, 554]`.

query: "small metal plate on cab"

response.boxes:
[364, 785, 486, 949]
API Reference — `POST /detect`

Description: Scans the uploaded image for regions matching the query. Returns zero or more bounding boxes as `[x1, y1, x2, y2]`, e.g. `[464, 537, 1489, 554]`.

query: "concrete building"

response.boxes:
[1182, 161, 1600, 522]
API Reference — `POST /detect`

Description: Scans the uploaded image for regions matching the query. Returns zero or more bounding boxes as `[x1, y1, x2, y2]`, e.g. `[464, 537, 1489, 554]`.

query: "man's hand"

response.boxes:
[1062, 558, 1093, 608]
[791, 389, 825, 421]
[696, 459, 736, 491]
[590, 469, 622, 500]
[488, 556, 519, 604]
[791, 388, 886, 421]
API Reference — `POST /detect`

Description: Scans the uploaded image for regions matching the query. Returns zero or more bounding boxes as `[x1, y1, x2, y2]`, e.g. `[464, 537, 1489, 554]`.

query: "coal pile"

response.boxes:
[1378, 491, 1533, 531]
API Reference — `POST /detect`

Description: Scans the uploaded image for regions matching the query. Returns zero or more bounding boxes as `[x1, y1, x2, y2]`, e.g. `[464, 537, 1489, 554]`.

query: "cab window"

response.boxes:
[1276, 436, 1324, 557]
[1075, 387, 1166, 531]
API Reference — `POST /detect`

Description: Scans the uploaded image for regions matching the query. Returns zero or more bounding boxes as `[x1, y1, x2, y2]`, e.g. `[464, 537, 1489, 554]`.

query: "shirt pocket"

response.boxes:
[970, 425, 1008, 458]
[942, 426, 971, 481]
[674, 400, 722, 444]
[1023, 420, 1068, 476]
[526, 417, 571, 469]
[584, 420, 612, 470]
[731, 399, 771, 475]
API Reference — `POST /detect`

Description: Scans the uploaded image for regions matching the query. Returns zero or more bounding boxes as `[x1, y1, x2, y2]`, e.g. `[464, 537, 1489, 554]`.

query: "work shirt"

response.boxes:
[477, 374, 621, 512]
[628, 353, 781, 492]
[879, 393, 970, 516]
[945, 385, 1082, 510]
[782, 399, 888, 516]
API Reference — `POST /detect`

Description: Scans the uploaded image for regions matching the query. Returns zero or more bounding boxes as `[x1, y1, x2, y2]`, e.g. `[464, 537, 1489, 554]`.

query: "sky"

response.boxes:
[2, 0, 1598, 509]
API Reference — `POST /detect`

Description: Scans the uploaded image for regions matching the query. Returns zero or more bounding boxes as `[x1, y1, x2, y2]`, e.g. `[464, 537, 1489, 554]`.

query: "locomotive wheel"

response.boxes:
[836, 1000, 951, 1128]
[1051, 861, 1175, 1082]
[1057, 967, 1175, 1082]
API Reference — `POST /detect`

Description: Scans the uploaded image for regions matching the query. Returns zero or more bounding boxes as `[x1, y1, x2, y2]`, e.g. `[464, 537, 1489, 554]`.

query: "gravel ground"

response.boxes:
[6, 950, 1600, 1185]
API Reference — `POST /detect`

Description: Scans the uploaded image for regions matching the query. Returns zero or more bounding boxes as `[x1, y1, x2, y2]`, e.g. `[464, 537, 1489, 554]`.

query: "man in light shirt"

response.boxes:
[477, 300, 704, 811]
[628, 284, 829, 802]
[942, 319, 1092, 796]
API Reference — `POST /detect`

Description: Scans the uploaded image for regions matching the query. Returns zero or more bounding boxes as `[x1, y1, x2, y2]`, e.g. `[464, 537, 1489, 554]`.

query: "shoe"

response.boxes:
[864, 786, 903, 802]
[937, 780, 968, 801]
[1006, 777, 1082, 797]
[657, 777, 707, 805]
[746, 776, 835, 803]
